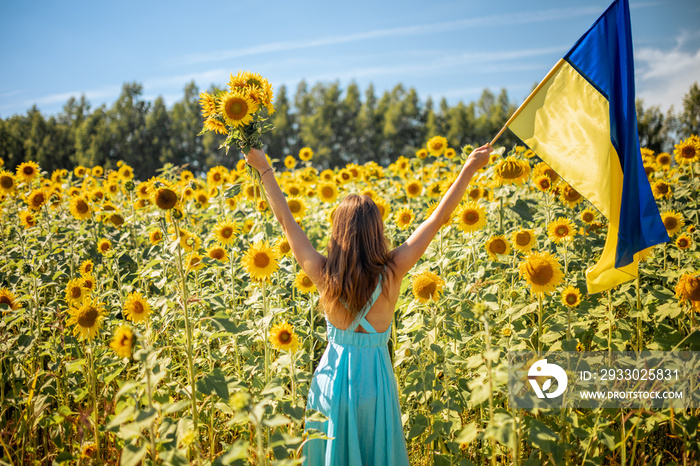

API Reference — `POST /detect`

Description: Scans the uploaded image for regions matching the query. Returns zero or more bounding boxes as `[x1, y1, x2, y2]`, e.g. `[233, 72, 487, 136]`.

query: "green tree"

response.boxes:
[636, 99, 672, 153]
[679, 82, 700, 136]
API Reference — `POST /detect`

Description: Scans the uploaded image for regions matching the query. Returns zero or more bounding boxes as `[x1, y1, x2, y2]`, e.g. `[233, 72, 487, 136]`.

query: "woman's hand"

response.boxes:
[244, 148, 271, 172]
[465, 144, 493, 172]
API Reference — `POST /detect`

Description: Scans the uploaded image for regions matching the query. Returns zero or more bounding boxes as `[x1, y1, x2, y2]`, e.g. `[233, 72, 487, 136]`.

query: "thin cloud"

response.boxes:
[179, 6, 602, 66]
[636, 38, 700, 111]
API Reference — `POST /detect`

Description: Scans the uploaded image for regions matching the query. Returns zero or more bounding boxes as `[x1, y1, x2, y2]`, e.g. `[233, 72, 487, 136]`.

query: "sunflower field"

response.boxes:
[0, 133, 699, 466]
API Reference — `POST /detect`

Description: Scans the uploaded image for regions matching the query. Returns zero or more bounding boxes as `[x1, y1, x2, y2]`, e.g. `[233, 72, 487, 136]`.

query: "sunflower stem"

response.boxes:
[608, 289, 613, 365]
[88, 341, 100, 461]
[537, 293, 543, 356]
[636, 274, 642, 353]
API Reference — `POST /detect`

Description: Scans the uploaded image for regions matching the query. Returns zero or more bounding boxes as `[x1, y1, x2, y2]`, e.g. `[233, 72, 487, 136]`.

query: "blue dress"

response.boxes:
[303, 275, 410, 465]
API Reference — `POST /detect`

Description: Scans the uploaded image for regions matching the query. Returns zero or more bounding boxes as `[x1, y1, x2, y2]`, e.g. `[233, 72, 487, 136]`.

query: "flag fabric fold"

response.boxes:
[505, 0, 668, 294]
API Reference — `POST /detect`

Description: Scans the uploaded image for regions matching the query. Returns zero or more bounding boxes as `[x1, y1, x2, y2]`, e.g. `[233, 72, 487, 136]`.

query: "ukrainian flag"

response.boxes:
[504, 0, 669, 293]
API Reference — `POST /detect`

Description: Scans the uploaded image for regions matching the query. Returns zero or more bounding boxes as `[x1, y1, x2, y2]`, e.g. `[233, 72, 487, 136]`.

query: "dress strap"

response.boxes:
[345, 274, 383, 333]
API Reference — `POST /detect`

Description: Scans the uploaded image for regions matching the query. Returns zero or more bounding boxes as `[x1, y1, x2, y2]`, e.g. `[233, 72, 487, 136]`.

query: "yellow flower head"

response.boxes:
[186, 253, 205, 272]
[580, 208, 597, 225]
[412, 270, 445, 303]
[415, 148, 428, 160]
[427, 136, 448, 156]
[548, 217, 576, 243]
[485, 235, 511, 260]
[16, 161, 40, 182]
[207, 246, 228, 262]
[455, 202, 487, 233]
[651, 180, 672, 199]
[65, 278, 89, 306]
[204, 117, 228, 135]
[404, 179, 423, 198]
[674, 137, 700, 165]
[656, 152, 672, 168]
[511, 229, 536, 253]
[19, 210, 37, 229]
[207, 166, 228, 186]
[243, 241, 279, 281]
[294, 270, 317, 294]
[199, 91, 218, 118]
[494, 157, 530, 185]
[373, 197, 390, 221]
[79, 259, 95, 276]
[519, 251, 564, 294]
[533, 162, 559, 185]
[97, 238, 112, 255]
[299, 147, 313, 162]
[110, 325, 135, 359]
[70, 196, 93, 220]
[0, 288, 21, 313]
[123, 292, 151, 323]
[219, 91, 257, 127]
[534, 174, 552, 193]
[394, 207, 415, 230]
[559, 184, 583, 207]
[661, 210, 684, 236]
[275, 237, 292, 257]
[561, 285, 582, 308]
[148, 229, 163, 245]
[317, 182, 339, 203]
[26, 188, 48, 211]
[0, 170, 16, 195]
[118, 164, 134, 181]
[675, 233, 692, 250]
[269, 321, 300, 353]
[152, 186, 179, 211]
[287, 196, 307, 219]
[675, 273, 700, 311]
[284, 155, 296, 169]
[67, 299, 106, 341]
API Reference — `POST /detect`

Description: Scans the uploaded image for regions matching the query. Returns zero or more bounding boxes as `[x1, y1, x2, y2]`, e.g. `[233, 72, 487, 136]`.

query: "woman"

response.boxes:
[244, 144, 492, 465]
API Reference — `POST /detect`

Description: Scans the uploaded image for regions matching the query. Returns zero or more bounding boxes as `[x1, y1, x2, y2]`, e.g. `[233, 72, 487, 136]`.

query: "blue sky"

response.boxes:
[1, 0, 699, 119]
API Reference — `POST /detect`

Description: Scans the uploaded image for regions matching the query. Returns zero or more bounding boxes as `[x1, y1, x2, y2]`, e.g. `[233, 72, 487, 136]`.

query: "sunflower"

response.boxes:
[199, 92, 218, 118]
[404, 179, 423, 198]
[218, 91, 256, 127]
[560, 184, 583, 207]
[675, 233, 692, 250]
[444, 147, 456, 159]
[207, 246, 228, 262]
[275, 237, 292, 257]
[548, 217, 576, 243]
[580, 208, 597, 224]
[207, 166, 227, 186]
[674, 137, 700, 165]
[486, 235, 511, 260]
[299, 147, 313, 161]
[118, 164, 134, 181]
[561, 285, 582, 308]
[19, 210, 37, 229]
[660, 210, 684, 236]
[494, 157, 530, 185]
[337, 168, 353, 184]
[105, 213, 125, 228]
[26, 189, 47, 211]
[79, 260, 94, 276]
[123, 292, 151, 323]
[374, 197, 390, 221]
[186, 253, 205, 272]
[317, 182, 339, 203]
[0, 288, 21, 312]
[148, 229, 163, 245]
[149, 186, 178, 211]
[675, 273, 700, 311]
[427, 136, 448, 156]
[533, 162, 559, 184]
[656, 152, 672, 168]
[284, 155, 296, 169]
[455, 202, 487, 233]
[80, 274, 96, 293]
[0, 170, 16, 194]
[242, 219, 254, 234]
[287, 197, 307, 219]
[178, 229, 201, 253]
[511, 229, 536, 253]
[16, 161, 40, 182]
[97, 238, 112, 255]
[394, 208, 415, 230]
[110, 325, 135, 359]
[412, 270, 445, 303]
[74, 166, 87, 177]
[533, 174, 552, 193]
[65, 299, 105, 340]
[294, 270, 317, 294]
[204, 117, 228, 135]
[415, 148, 428, 160]
[519, 251, 564, 294]
[194, 190, 210, 209]
[243, 183, 261, 200]
[651, 180, 672, 199]
[243, 241, 279, 281]
[65, 278, 89, 306]
[269, 322, 301, 353]
[467, 186, 483, 201]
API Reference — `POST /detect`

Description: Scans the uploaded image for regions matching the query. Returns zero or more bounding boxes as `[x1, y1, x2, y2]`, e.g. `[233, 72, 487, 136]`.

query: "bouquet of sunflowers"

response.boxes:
[198, 71, 275, 155]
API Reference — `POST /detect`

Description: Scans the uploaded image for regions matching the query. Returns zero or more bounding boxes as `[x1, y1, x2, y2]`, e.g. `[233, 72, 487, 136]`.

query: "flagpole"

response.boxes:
[489, 59, 566, 147]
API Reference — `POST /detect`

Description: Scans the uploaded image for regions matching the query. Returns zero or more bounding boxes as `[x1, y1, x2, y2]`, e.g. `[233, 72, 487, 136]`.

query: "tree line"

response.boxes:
[1, 80, 698, 180]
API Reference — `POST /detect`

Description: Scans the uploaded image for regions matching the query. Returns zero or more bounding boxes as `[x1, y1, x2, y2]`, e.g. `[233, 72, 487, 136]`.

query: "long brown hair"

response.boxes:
[320, 194, 392, 325]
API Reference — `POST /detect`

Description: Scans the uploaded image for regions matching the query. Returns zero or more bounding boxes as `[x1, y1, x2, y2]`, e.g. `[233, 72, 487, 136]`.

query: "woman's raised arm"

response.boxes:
[244, 148, 325, 283]
[389, 144, 493, 278]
